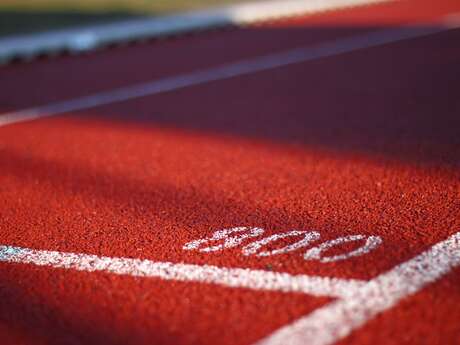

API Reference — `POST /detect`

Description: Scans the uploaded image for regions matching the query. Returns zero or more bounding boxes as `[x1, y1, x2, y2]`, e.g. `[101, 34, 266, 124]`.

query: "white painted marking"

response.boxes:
[0, 244, 363, 298]
[303, 235, 383, 263]
[185, 228, 382, 262]
[0, 26, 450, 128]
[242, 230, 320, 257]
[183, 227, 265, 252]
[0, 0, 393, 63]
[1, 232, 459, 344]
[257, 231, 460, 345]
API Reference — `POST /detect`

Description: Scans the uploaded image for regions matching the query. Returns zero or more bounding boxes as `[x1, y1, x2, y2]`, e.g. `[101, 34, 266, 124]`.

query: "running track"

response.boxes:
[1, 0, 460, 344]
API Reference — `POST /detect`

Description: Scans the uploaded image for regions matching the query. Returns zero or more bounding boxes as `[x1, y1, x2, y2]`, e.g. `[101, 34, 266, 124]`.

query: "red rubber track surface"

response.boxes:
[1, 0, 460, 344]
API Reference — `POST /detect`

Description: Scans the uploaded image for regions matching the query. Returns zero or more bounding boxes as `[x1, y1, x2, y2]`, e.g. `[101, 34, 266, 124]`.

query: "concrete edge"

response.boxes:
[0, 0, 391, 64]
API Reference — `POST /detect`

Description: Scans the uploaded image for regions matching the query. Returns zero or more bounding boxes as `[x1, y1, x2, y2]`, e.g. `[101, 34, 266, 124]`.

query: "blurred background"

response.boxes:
[0, 0, 250, 37]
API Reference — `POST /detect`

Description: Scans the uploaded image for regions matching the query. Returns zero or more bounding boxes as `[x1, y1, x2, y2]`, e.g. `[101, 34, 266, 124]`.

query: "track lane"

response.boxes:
[3, 26, 454, 127]
[0, 0, 459, 112]
[1, 23, 459, 273]
[1, 1, 460, 345]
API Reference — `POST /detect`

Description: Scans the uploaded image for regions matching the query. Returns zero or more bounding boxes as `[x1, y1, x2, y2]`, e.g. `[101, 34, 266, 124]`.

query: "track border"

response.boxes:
[0, 0, 392, 64]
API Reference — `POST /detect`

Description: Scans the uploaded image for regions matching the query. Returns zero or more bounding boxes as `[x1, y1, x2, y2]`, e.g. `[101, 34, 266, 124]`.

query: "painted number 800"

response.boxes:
[183, 227, 382, 263]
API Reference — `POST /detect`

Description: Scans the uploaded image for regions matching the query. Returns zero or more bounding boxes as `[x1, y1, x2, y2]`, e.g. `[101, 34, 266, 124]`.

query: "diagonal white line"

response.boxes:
[0, 245, 365, 298]
[0, 25, 453, 128]
[3, 233, 458, 344]
[256, 231, 460, 345]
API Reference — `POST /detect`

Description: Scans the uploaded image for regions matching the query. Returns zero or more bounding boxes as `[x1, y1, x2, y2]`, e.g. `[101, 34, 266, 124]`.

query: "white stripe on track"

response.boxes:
[1, 233, 459, 345]
[0, 25, 454, 128]
[257, 231, 460, 345]
[0, 245, 364, 298]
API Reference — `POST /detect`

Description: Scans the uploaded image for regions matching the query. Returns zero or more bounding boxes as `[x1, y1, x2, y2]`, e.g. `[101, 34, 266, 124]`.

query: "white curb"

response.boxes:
[0, 0, 391, 64]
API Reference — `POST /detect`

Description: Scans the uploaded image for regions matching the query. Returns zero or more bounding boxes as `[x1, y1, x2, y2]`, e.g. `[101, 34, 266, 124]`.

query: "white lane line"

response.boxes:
[2, 233, 459, 345]
[0, 0, 393, 62]
[0, 245, 364, 298]
[257, 231, 460, 345]
[0, 25, 452, 128]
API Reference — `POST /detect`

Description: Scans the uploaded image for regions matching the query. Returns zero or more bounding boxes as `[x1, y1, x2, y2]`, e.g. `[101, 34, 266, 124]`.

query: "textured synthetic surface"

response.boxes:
[1, 1, 460, 344]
